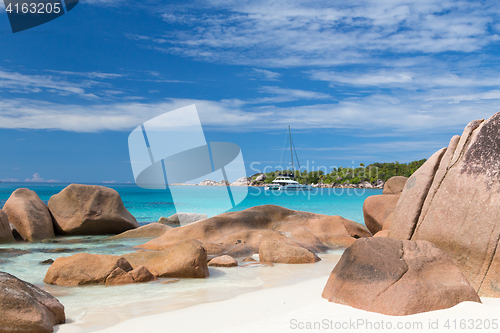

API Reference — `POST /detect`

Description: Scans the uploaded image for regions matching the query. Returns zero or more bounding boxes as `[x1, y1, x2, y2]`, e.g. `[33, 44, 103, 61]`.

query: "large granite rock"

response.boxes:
[0, 209, 15, 243]
[43, 253, 155, 286]
[388, 112, 500, 297]
[363, 194, 400, 235]
[322, 237, 480, 315]
[138, 205, 371, 257]
[3, 188, 54, 241]
[259, 240, 320, 264]
[48, 184, 139, 235]
[1, 272, 65, 332]
[109, 223, 172, 239]
[124, 239, 209, 278]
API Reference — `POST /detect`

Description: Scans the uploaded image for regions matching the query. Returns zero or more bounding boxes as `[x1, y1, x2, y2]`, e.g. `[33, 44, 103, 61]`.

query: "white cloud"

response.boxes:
[0, 92, 497, 134]
[0, 69, 97, 98]
[252, 68, 281, 81]
[134, 0, 500, 66]
[24, 173, 59, 183]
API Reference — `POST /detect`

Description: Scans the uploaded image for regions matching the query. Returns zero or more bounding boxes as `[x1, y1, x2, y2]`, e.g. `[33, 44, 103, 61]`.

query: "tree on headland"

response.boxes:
[252, 159, 427, 185]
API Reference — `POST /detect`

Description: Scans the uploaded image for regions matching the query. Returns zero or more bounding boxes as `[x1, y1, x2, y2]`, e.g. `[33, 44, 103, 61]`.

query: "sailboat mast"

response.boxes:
[289, 125, 294, 179]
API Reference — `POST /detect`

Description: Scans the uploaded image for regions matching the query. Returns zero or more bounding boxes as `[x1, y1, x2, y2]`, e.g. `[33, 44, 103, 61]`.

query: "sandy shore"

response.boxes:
[55, 269, 500, 333]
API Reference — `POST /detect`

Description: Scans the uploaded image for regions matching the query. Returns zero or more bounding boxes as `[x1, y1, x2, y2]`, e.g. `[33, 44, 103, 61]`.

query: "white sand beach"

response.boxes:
[55, 256, 500, 333]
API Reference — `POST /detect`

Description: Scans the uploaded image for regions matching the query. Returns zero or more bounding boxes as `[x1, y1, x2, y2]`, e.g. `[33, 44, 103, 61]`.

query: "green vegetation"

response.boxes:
[253, 159, 427, 185]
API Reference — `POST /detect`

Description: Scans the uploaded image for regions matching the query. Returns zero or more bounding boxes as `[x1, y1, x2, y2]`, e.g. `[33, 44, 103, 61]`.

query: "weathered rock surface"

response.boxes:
[158, 213, 207, 227]
[139, 205, 371, 257]
[388, 112, 500, 297]
[109, 223, 172, 239]
[363, 194, 400, 235]
[382, 176, 408, 195]
[0, 271, 65, 332]
[3, 188, 54, 241]
[322, 237, 481, 315]
[259, 240, 320, 264]
[48, 184, 139, 235]
[208, 255, 238, 267]
[105, 266, 156, 285]
[0, 209, 14, 243]
[124, 239, 209, 278]
[44, 253, 136, 286]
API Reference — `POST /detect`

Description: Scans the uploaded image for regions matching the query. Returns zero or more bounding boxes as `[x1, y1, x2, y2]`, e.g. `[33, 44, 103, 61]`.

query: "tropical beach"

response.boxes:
[4, 109, 500, 333]
[3, 0, 500, 332]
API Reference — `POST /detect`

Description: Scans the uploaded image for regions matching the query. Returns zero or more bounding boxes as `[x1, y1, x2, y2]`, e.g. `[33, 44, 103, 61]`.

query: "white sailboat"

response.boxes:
[265, 126, 312, 191]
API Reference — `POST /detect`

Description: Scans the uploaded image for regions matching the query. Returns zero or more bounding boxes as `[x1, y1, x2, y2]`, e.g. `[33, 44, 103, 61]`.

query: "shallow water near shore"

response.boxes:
[0, 182, 377, 331]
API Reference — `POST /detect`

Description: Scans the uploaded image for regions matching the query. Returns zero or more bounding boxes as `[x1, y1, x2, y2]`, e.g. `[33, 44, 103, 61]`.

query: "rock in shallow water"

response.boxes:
[0, 209, 15, 243]
[322, 237, 481, 316]
[48, 184, 139, 236]
[139, 205, 371, 257]
[208, 255, 238, 267]
[124, 239, 209, 278]
[0, 271, 65, 333]
[259, 240, 320, 264]
[3, 188, 54, 241]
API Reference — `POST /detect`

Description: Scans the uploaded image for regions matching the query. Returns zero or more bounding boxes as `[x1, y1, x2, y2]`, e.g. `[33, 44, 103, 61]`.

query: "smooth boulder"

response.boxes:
[139, 205, 371, 257]
[322, 237, 480, 315]
[44, 253, 135, 286]
[124, 239, 209, 278]
[0, 272, 65, 332]
[363, 194, 400, 235]
[382, 176, 408, 195]
[388, 112, 500, 297]
[0, 209, 15, 243]
[3, 188, 54, 241]
[259, 240, 320, 264]
[48, 184, 139, 235]
[208, 255, 238, 267]
[109, 223, 172, 239]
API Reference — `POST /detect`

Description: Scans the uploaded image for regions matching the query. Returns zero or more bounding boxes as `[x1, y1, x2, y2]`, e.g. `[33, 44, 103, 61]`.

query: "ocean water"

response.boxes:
[0, 182, 381, 224]
[0, 183, 380, 331]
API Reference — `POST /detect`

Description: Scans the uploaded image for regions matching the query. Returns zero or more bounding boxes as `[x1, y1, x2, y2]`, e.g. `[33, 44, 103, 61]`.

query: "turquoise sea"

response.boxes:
[0, 182, 380, 331]
[0, 182, 381, 225]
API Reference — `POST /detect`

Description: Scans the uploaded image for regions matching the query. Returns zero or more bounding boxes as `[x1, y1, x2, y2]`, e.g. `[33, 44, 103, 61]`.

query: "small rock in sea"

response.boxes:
[208, 255, 238, 267]
[40, 259, 54, 265]
[0, 248, 30, 258]
[160, 278, 180, 284]
[243, 256, 256, 262]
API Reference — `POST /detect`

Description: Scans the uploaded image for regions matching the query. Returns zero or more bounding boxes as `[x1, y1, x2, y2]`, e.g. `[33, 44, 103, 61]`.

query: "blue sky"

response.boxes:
[1, 0, 500, 183]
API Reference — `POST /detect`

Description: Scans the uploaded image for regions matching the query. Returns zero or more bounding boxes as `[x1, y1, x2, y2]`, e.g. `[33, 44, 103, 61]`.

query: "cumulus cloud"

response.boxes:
[24, 173, 59, 182]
